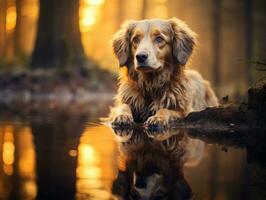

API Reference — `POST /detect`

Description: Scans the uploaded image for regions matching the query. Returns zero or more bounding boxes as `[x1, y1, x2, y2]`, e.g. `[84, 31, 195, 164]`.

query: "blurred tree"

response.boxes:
[14, 0, 26, 64]
[0, 0, 7, 59]
[32, 121, 83, 200]
[30, 0, 86, 68]
[245, 0, 253, 84]
[213, 0, 221, 87]
[168, 0, 180, 18]
[117, 0, 124, 27]
[141, 0, 147, 19]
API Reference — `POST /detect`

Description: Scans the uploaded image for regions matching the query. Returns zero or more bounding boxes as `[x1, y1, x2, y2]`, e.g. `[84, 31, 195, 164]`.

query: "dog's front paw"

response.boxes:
[144, 116, 169, 130]
[112, 127, 133, 143]
[111, 114, 134, 127]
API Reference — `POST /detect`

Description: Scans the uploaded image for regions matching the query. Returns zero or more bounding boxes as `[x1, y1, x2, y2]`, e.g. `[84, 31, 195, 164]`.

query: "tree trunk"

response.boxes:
[141, 0, 148, 19]
[30, 0, 86, 68]
[213, 0, 221, 87]
[244, 0, 253, 85]
[14, 0, 25, 64]
[31, 120, 83, 200]
[117, 0, 125, 28]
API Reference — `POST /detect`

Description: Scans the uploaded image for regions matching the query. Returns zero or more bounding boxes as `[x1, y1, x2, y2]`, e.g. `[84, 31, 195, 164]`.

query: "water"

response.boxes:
[0, 101, 265, 200]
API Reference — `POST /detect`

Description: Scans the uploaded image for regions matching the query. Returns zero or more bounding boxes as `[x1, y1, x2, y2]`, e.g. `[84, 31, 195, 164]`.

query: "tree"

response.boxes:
[244, 0, 253, 85]
[213, 0, 221, 88]
[141, 0, 148, 19]
[14, 0, 24, 61]
[30, 0, 86, 68]
[117, 0, 125, 28]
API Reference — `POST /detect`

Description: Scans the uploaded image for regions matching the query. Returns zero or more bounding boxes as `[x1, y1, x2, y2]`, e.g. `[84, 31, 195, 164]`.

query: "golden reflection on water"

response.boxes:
[0, 124, 37, 199]
[2, 125, 14, 175]
[76, 125, 118, 199]
[0, 123, 118, 200]
[0, 122, 248, 200]
[18, 127, 37, 199]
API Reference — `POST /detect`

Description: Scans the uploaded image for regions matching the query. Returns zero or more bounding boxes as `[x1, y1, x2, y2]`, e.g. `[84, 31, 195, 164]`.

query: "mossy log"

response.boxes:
[174, 83, 266, 131]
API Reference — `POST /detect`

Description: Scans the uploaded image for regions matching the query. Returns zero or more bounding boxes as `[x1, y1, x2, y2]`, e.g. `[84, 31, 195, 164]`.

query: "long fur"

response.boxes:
[109, 18, 219, 124]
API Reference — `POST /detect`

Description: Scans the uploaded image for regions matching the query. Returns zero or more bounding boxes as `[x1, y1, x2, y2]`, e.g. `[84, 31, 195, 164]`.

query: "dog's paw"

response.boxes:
[111, 114, 134, 127]
[112, 127, 133, 142]
[112, 126, 133, 136]
[144, 116, 169, 130]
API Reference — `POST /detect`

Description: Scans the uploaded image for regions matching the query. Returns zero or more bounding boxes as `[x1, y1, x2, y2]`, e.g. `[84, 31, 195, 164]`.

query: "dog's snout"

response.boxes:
[135, 177, 147, 188]
[136, 52, 148, 63]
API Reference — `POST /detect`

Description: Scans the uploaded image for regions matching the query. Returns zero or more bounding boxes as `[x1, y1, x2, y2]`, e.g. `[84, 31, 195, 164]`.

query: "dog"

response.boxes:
[109, 18, 218, 127]
[111, 127, 192, 199]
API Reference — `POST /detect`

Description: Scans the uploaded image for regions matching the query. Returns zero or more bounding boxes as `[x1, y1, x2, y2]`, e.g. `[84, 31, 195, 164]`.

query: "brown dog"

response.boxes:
[109, 18, 218, 127]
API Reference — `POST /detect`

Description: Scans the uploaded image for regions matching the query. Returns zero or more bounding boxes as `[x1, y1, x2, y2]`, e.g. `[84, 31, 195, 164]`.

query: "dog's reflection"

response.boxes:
[111, 127, 192, 200]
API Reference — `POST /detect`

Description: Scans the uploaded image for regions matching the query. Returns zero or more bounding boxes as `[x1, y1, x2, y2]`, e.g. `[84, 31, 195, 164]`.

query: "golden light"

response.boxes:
[76, 143, 103, 195]
[2, 126, 14, 175]
[79, 0, 105, 32]
[17, 127, 37, 199]
[3, 165, 13, 175]
[69, 149, 78, 157]
[80, 8, 98, 32]
[24, 181, 37, 198]
[6, 6, 17, 32]
[76, 143, 101, 179]
[78, 144, 99, 165]
[85, 0, 105, 5]
[154, 5, 168, 18]
[3, 142, 15, 165]
[18, 127, 36, 176]
[21, 3, 39, 19]
[77, 166, 102, 179]
[156, 0, 167, 3]
[76, 125, 118, 199]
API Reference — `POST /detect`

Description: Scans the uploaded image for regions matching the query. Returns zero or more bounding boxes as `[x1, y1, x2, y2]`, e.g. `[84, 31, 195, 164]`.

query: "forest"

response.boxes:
[0, 1, 266, 200]
[0, 0, 265, 99]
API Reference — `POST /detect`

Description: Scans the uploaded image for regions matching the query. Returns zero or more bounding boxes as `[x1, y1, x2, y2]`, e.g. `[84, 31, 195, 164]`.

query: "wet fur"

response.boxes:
[109, 18, 218, 125]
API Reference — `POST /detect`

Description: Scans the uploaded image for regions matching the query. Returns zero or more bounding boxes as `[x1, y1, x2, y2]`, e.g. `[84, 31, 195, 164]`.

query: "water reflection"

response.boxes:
[31, 118, 84, 200]
[76, 125, 117, 199]
[0, 116, 266, 200]
[111, 127, 192, 200]
[0, 124, 36, 200]
[110, 127, 266, 200]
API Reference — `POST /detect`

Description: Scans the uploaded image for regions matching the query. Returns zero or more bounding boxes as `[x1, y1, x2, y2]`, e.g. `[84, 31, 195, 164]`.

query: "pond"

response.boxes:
[0, 100, 265, 200]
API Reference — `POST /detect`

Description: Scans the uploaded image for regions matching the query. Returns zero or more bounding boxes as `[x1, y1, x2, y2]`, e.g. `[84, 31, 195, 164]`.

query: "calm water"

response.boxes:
[0, 101, 265, 200]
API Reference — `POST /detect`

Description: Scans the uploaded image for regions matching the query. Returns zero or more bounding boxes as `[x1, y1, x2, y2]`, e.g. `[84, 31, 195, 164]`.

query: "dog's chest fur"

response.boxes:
[117, 71, 190, 123]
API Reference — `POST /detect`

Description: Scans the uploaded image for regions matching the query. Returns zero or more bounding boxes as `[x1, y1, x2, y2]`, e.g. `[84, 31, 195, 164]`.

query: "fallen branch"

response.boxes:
[173, 83, 266, 131]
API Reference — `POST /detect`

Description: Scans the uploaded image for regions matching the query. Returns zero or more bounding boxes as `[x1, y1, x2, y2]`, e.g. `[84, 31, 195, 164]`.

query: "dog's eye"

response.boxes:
[155, 36, 164, 43]
[132, 37, 140, 44]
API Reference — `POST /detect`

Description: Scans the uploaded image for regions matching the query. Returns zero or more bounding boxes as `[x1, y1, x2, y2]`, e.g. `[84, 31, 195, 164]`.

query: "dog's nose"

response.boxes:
[136, 52, 148, 63]
[135, 177, 147, 188]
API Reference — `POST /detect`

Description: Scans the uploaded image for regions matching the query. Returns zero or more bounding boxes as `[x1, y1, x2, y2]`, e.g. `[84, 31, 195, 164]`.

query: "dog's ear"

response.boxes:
[168, 18, 197, 66]
[112, 21, 136, 67]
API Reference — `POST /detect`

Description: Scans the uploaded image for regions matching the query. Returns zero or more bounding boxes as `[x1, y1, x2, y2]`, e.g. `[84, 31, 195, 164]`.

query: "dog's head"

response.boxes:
[112, 18, 196, 73]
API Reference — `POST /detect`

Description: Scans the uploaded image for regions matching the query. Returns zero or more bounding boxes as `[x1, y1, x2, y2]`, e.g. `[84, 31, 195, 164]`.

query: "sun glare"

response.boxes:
[85, 0, 105, 5]
[79, 0, 105, 32]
